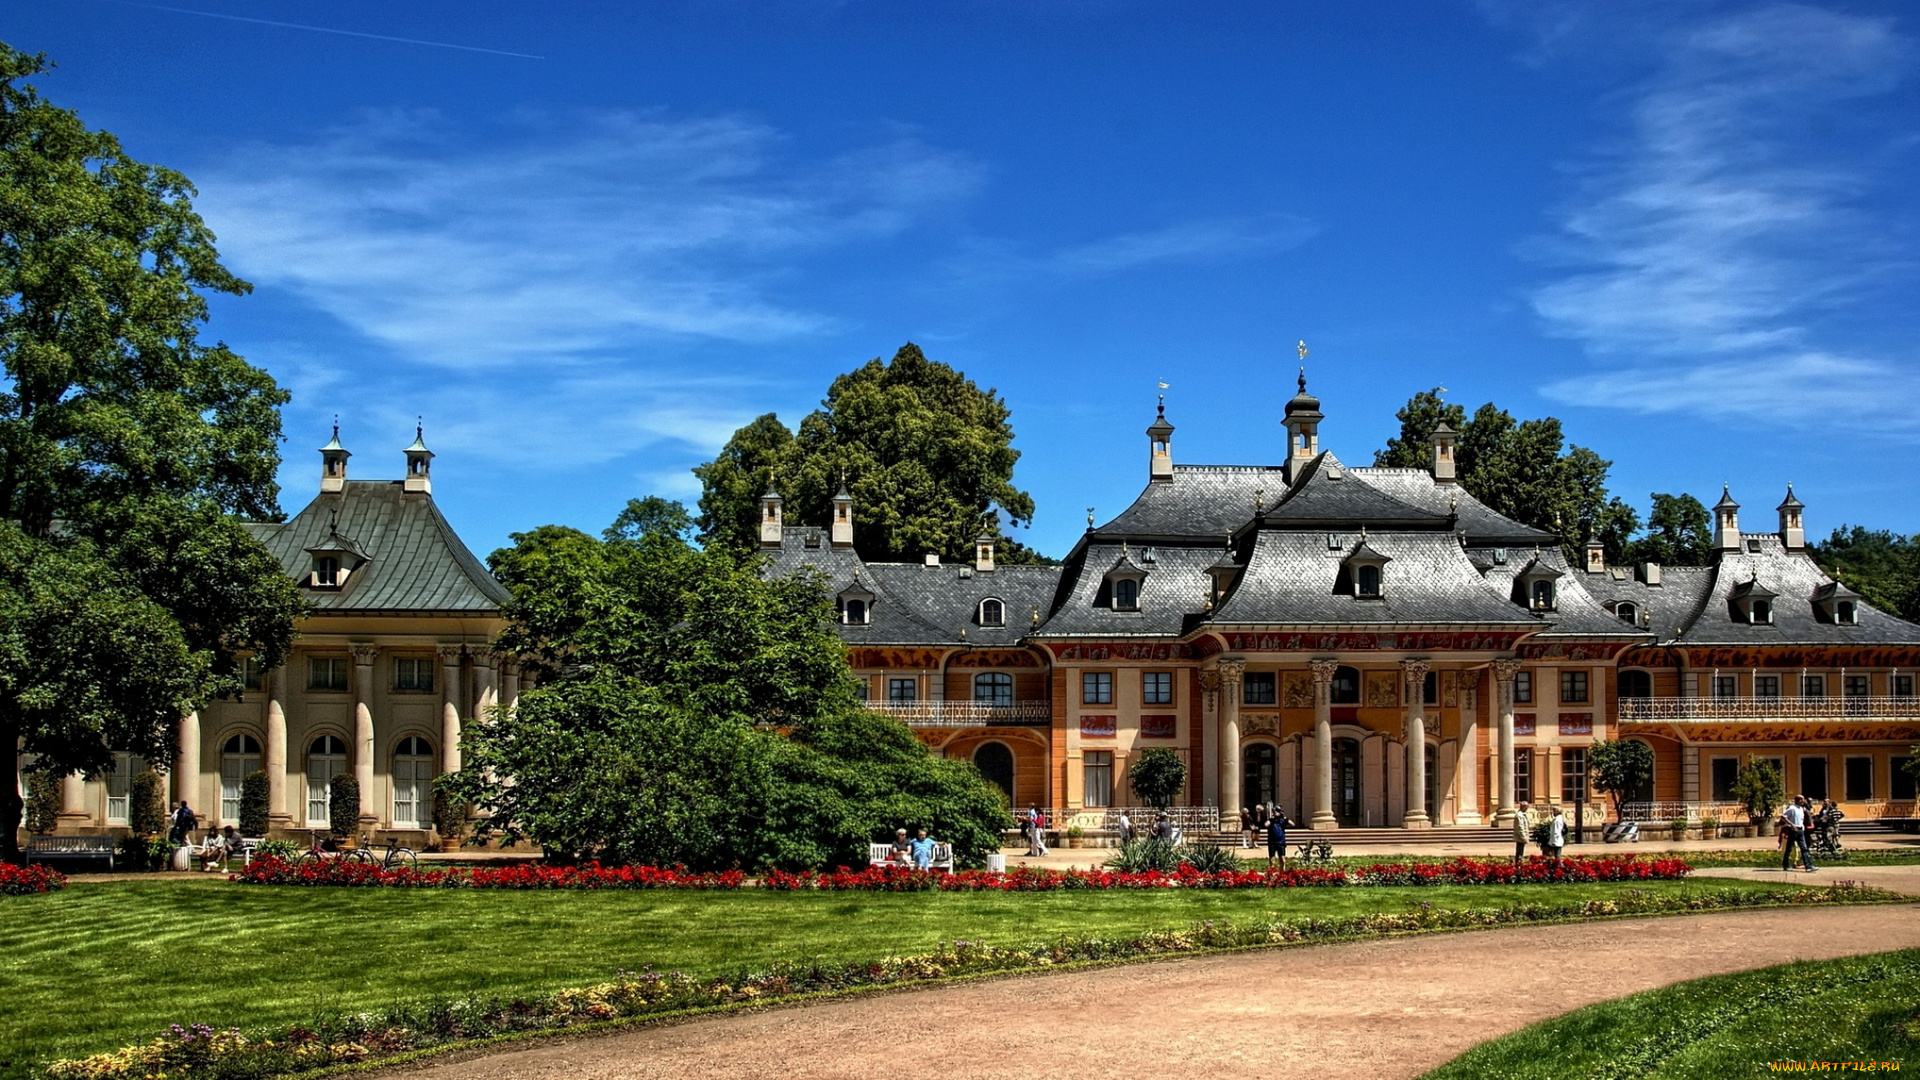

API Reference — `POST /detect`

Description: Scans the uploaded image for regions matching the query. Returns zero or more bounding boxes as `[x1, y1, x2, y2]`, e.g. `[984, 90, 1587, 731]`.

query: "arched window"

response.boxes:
[1618, 670, 1653, 699]
[392, 736, 434, 830]
[1531, 580, 1556, 610]
[974, 672, 1013, 707]
[1113, 578, 1139, 610]
[306, 735, 347, 826]
[1356, 564, 1381, 597]
[1330, 666, 1361, 705]
[1615, 601, 1637, 624]
[220, 734, 262, 824]
[978, 598, 1005, 626]
[973, 742, 1014, 802]
[842, 598, 869, 625]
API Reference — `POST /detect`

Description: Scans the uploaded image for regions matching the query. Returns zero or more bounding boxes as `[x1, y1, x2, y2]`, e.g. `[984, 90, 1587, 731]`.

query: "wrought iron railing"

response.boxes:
[1618, 696, 1920, 721]
[1020, 806, 1222, 833]
[867, 700, 1050, 727]
[1619, 800, 1918, 822]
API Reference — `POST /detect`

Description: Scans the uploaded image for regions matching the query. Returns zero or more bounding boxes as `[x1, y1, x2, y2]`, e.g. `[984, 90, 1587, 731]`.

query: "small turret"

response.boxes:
[402, 422, 433, 495]
[1713, 485, 1741, 551]
[974, 533, 996, 573]
[1431, 420, 1457, 485]
[830, 478, 854, 548]
[1146, 400, 1175, 482]
[759, 489, 783, 548]
[1777, 484, 1805, 550]
[1282, 367, 1323, 486]
[320, 422, 351, 494]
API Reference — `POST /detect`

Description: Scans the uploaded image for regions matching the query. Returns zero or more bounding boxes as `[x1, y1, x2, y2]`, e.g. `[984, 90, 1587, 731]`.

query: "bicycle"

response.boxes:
[359, 834, 418, 872]
[1292, 839, 1334, 862]
[296, 831, 374, 869]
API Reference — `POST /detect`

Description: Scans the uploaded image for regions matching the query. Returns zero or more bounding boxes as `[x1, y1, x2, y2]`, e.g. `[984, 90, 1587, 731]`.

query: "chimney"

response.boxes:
[758, 489, 783, 548]
[1713, 485, 1741, 551]
[402, 423, 433, 495]
[975, 534, 996, 573]
[1777, 484, 1805, 551]
[1640, 562, 1662, 587]
[1431, 421, 1458, 485]
[319, 422, 350, 494]
[923, 552, 941, 567]
[1146, 402, 1175, 482]
[830, 478, 854, 548]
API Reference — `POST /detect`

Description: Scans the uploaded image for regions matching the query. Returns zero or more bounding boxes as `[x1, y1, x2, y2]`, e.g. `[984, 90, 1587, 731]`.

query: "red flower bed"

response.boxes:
[0, 862, 69, 894]
[234, 857, 745, 890]
[758, 856, 1688, 892]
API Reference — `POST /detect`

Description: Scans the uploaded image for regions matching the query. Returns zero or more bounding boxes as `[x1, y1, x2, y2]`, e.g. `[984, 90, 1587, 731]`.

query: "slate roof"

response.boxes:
[1211, 531, 1540, 627]
[1473, 545, 1647, 639]
[246, 481, 510, 613]
[762, 528, 1062, 646]
[1576, 563, 1717, 643]
[1037, 541, 1223, 638]
[1352, 468, 1558, 545]
[1672, 535, 1920, 646]
[1094, 465, 1283, 539]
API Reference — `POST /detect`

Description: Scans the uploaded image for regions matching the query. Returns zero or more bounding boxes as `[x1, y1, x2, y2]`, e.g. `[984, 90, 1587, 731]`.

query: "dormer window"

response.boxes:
[1103, 544, 1148, 612]
[1811, 581, 1861, 625]
[1837, 600, 1856, 624]
[803, 532, 821, 549]
[1745, 538, 1762, 554]
[1730, 577, 1778, 625]
[305, 523, 368, 591]
[1340, 536, 1391, 599]
[1356, 564, 1381, 597]
[312, 556, 341, 588]
[1513, 552, 1563, 613]
[978, 598, 1005, 626]
[1615, 601, 1638, 624]
[842, 598, 869, 625]
[1112, 578, 1139, 610]
[1531, 580, 1556, 610]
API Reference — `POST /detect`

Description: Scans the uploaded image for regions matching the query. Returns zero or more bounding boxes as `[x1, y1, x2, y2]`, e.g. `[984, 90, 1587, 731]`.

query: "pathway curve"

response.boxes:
[396, 902, 1920, 1080]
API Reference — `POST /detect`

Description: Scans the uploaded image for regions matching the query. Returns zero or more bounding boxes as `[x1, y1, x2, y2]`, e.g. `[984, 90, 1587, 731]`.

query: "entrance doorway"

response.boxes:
[1242, 743, 1276, 810]
[1424, 743, 1438, 821]
[1332, 738, 1361, 825]
[973, 742, 1014, 804]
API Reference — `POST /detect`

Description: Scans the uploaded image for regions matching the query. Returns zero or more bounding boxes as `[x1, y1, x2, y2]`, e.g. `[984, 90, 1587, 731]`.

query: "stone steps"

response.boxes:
[1188, 826, 1512, 848]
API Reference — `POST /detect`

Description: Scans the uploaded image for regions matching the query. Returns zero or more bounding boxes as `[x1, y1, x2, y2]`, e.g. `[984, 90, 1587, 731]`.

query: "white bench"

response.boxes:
[184, 835, 266, 870]
[867, 842, 954, 872]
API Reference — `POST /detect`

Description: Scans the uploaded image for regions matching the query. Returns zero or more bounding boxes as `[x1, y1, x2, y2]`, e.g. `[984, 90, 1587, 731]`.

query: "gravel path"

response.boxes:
[394, 902, 1920, 1080]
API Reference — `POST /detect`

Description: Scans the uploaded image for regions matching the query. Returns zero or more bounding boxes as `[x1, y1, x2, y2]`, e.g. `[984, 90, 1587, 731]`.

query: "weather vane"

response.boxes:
[1297, 339, 1308, 362]
[1086, 506, 1095, 527]
[1157, 379, 1168, 407]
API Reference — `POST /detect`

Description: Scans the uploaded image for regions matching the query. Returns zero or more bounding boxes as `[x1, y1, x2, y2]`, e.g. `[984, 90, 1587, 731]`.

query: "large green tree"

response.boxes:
[452, 504, 1009, 868]
[696, 343, 1044, 563]
[1620, 493, 1714, 568]
[1812, 526, 1920, 622]
[0, 45, 302, 859]
[1375, 390, 1638, 560]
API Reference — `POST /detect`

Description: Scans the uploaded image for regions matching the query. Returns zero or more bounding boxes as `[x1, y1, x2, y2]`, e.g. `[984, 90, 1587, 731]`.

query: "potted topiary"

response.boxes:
[1732, 756, 1784, 837]
[1669, 816, 1692, 841]
[430, 774, 471, 852]
[329, 774, 360, 849]
[128, 769, 169, 871]
[239, 770, 271, 839]
[1700, 815, 1720, 841]
[1065, 825, 1085, 849]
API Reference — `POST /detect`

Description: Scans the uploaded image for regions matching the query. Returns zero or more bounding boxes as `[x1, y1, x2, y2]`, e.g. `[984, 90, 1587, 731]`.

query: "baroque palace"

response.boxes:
[40, 380, 1920, 839]
[768, 376, 1920, 832]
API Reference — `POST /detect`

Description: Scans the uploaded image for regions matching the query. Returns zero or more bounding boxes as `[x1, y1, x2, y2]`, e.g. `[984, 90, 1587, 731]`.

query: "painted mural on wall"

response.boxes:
[1366, 671, 1399, 708]
[1281, 671, 1313, 709]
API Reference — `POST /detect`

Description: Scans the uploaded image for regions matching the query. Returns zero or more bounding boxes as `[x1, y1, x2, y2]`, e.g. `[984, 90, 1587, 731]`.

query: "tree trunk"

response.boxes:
[1, 719, 23, 864]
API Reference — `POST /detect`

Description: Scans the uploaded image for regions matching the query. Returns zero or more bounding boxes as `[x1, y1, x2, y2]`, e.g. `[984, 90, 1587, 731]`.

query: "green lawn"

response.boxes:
[0, 878, 1825, 1077]
[1683, 847, 1920, 869]
[1421, 948, 1920, 1079]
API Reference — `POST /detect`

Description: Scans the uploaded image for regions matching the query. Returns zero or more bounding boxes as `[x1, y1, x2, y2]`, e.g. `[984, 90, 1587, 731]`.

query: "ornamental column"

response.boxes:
[350, 644, 379, 828]
[1309, 659, 1340, 830]
[1217, 659, 1245, 824]
[1198, 671, 1221, 810]
[471, 648, 498, 731]
[266, 667, 290, 826]
[175, 710, 201, 812]
[1455, 669, 1483, 825]
[57, 772, 89, 832]
[438, 645, 466, 776]
[1492, 658, 1524, 826]
[501, 659, 521, 715]
[1401, 659, 1432, 828]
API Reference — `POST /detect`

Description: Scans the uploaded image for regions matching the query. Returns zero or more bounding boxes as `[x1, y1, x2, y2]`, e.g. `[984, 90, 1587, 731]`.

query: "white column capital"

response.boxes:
[1401, 657, 1433, 685]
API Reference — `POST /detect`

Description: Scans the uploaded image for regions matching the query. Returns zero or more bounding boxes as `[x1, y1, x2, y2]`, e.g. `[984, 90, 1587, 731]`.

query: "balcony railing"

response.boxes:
[868, 700, 1051, 727]
[1619, 696, 1920, 722]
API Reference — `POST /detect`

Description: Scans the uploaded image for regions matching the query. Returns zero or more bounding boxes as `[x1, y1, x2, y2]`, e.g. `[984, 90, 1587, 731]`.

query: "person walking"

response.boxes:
[1781, 795, 1816, 872]
[1026, 807, 1048, 857]
[1510, 801, 1531, 865]
[1239, 805, 1254, 848]
[1266, 804, 1294, 870]
[1545, 805, 1567, 865]
[1116, 810, 1133, 843]
[168, 801, 198, 845]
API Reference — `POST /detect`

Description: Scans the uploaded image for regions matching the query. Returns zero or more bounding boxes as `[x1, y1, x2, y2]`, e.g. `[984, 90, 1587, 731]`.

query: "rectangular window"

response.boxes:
[1560, 747, 1588, 805]
[1083, 751, 1113, 809]
[1755, 675, 1781, 699]
[1801, 674, 1826, 698]
[1142, 671, 1173, 706]
[1844, 756, 1874, 801]
[1709, 757, 1740, 802]
[1892, 757, 1917, 801]
[1844, 675, 1870, 697]
[105, 752, 142, 824]
[240, 657, 263, 692]
[1422, 671, 1438, 706]
[1242, 672, 1276, 705]
[1560, 670, 1589, 704]
[307, 657, 348, 692]
[887, 678, 917, 704]
[1798, 756, 1829, 801]
[1894, 675, 1916, 699]
[1082, 671, 1113, 706]
[393, 657, 434, 692]
[1513, 749, 1533, 805]
[1513, 671, 1533, 704]
[1712, 675, 1737, 699]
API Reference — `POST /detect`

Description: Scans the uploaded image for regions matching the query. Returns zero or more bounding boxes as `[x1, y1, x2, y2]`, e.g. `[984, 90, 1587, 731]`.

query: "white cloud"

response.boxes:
[946, 214, 1318, 290]
[1541, 350, 1915, 429]
[1520, 3, 1915, 424]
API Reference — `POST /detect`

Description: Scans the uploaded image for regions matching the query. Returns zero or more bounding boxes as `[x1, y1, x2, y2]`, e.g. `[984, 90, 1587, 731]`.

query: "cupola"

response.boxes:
[1730, 576, 1777, 625]
[1584, 538, 1605, 574]
[830, 478, 854, 548]
[319, 422, 351, 494]
[402, 423, 433, 495]
[1282, 367, 1324, 487]
[1513, 551, 1563, 612]
[1713, 485, 1741, 551]
[759, 488, 783, 548]
[1777, 485, 1805, 550]
[1431, 420, 1457, 485]
[1811, 580, 1860, 625]
[1146, 400, 1175, 482]
[1103, 543, 1148, 611]
[974, 533, 996, 573]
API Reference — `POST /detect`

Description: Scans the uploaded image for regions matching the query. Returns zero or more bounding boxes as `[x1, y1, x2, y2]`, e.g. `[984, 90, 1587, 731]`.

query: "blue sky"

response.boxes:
[7, 1, 1918, 559]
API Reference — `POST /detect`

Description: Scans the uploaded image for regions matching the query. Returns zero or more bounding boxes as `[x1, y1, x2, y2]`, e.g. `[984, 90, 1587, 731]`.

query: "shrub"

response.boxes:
[1126, 748, 1187, 809]
[1106, 838, 1180, 873]
[430, 774, 469, 842]
[129, 770, 167, 838]
[238, 771, 270, 837]
[120, 834, 174, 872]
[1731, 756, 1785, 822]
[254, 838, 301, 861]
[24, 772, 60, 834]
[328, 774, 359, 838]
[1175, 843, 1242, 874]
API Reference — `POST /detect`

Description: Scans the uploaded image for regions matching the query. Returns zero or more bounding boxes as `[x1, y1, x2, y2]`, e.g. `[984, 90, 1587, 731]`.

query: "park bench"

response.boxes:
[183, 835, 267, 871]
[24, 835, 116, 870]
[867, 842, 954, 872]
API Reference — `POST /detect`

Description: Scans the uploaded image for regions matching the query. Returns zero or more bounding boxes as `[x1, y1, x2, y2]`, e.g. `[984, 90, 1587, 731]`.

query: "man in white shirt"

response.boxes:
[1780, 796, 1816, 872]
